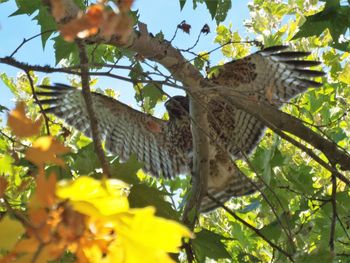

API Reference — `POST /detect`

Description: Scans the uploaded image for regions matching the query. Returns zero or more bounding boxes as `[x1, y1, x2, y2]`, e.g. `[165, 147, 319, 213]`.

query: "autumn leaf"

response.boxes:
[100, 12, 133, 43]
[117, 0, 134, 12]
[59, 4, 104, 41]
[104, 207, 193, 262]
[59, 4, 133, 43]
[178, 21, 191, 34]
[56, 176, 192, 262]
[56, 176, 130, 216]
[49, 0, 65, 21]
[7, 102, 42, 138]
[25, 136, 70, 169]
[0, 215, 25, 251]
[32, 172, 57, 207]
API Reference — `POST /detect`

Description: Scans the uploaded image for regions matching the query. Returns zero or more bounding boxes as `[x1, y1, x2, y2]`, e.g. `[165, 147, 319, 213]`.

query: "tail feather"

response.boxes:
[201, 162, 263, 212]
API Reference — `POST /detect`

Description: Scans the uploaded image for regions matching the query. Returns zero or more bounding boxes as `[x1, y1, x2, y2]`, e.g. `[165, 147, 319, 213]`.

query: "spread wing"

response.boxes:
[212, 45, 324, 156]
[37, 84, 189, 178]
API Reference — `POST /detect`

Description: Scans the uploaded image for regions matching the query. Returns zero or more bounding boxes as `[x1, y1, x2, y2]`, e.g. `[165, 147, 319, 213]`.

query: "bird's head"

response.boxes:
[165, 96, 189, 120]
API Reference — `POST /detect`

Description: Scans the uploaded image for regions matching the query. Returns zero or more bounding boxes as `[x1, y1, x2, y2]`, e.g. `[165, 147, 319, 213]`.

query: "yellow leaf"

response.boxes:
[7, 102, 42, 138]
[56, 176, 130, 216]
[339, 63, 350, 85]
[25, 136, 70, 169]
[115, 207, 192, 252]
[104, 207, 192, 263]
[0, 215, 25, 251]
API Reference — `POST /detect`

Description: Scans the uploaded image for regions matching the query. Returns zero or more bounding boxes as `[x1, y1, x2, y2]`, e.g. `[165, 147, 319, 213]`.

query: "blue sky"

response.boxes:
[0, 0, 249, 120]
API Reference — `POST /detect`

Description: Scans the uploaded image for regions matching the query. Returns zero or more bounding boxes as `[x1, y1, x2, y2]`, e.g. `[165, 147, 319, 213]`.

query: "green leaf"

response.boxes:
[215, 0, 232, 24]
[292, 2, 350, 42]
[142, 83, 164, 109]
[0, 155, 14, 175]
[295, 249, 334, 263]
[192, 229, 231, 262]
[331, 41, 350, 52]
[69, 143, 101, 175]
[259, 220, 281, 241]
[53, 36, 79, 65]
[33, 6, 56, 48]
[0, 73, 18, 96]
[128, 183, 179, 220]
[204, 0, 218, 19]
[0, 105, 9, 113]
[110, 154, 143, 185]
[10, 0, 40, 16]
[339, 62, 350, 84]
[179, 0, 186, 10]
[194, 52, 209, 70]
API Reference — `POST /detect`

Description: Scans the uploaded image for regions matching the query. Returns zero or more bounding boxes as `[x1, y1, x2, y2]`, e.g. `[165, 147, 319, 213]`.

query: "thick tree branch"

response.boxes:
[76, 40, 111, 177]
[209, 89, 350, 174]
[182, 95, 210, 229]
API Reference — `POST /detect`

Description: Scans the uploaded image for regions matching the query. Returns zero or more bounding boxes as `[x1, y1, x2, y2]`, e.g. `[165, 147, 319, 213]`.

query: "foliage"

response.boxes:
[0, 103, 191, 263]
[0, 0, 350, 262]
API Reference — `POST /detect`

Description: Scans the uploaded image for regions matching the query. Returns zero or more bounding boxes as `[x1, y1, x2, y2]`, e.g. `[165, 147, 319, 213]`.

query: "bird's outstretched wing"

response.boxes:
[212, 45, 324, 156]
[37, 84, 189, 178]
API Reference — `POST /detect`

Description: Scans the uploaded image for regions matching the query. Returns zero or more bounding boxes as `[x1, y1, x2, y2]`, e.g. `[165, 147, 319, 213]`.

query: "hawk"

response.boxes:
[37, 46, 324, 212]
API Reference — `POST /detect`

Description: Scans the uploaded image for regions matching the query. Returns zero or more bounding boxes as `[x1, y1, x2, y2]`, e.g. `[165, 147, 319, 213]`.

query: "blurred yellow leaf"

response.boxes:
[104, 207, 193, 263]
[0, 215, 25, 251]
[25, 136, 70, 169]
[7, 102, 42, 138]
[56, 176, 130, 216]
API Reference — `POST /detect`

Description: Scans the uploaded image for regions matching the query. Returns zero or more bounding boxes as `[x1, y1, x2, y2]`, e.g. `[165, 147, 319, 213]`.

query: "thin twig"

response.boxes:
[169, 20, 184, 43]
[0, 130, 29, 148]
[329, 170, 337, 252]
[76, 40, 111, 177]
[25, 70, 50, 135]
[0, 56, 184, 90]
[240, 152, 295, 249]
[182, 30, 203, 52]
[336, 214, 350, 241]
[10, 29, 55, 58]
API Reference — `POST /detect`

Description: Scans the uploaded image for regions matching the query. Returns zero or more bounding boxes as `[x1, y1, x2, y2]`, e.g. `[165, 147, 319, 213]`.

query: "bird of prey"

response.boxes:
[37, 46, 324, 212]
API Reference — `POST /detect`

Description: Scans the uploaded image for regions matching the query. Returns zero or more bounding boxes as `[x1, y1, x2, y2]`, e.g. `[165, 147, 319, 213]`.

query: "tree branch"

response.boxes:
[209, 89, 350, 173]
[76, 40, 111, 177]
[329, 171, 337, 252]
[25, 71, 50, 135]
